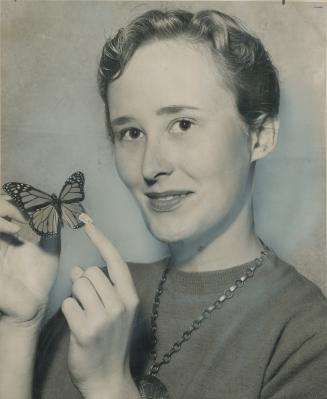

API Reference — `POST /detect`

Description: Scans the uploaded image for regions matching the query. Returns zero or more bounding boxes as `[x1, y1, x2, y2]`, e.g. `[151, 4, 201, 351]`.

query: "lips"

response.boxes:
[145, 191, 193, 212]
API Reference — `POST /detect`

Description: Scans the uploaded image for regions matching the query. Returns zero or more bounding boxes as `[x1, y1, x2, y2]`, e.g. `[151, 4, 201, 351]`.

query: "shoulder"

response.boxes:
[255, 253, 327, 319]
[248, 253, 327, 357]
[261, 256, 327, 381]
[256, 255, 327, 396]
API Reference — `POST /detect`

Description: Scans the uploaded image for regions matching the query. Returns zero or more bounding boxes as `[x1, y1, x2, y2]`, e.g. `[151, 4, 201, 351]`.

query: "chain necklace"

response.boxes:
[136, 250, 268, 399]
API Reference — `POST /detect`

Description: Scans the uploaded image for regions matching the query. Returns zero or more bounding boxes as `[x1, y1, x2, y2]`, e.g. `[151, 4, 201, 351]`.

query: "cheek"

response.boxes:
[193, 136, 248, 174]
[113, 149, 139, 190]
[190, 131, 250, 196]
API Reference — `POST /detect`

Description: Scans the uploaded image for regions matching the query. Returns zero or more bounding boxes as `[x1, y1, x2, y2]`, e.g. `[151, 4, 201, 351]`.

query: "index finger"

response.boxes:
[79, 213, 135, 296]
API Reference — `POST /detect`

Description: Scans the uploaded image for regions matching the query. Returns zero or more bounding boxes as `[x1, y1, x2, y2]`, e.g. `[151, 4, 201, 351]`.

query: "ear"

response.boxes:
[249, 116, 279, 162]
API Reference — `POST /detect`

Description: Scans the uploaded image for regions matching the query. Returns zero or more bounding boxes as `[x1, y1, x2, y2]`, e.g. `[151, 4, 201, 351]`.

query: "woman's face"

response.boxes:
[108, 39, 253, 243]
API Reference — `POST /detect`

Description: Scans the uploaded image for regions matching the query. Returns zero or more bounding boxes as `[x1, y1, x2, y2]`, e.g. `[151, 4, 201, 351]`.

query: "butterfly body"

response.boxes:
[48, 194, 77, 229]
[3, 171, 85, 238]
[46, 194, 62, 226]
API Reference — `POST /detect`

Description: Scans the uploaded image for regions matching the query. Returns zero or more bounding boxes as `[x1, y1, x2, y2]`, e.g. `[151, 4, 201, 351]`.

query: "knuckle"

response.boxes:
[128, 294, 140, 311]
[62, 297, 74, 311]
[82, 320, 106, 343]
[72, 279, 85, 296]
[84, 266, 101, 279]
[22, 297, 40, 319]
[111, 302, 126, 318]
[92, 315, 108, 334]
[79, 329, 92, 345]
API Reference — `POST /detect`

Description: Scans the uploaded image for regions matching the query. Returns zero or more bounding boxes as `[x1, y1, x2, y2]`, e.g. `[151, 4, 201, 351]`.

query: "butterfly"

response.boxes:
[2, 171, 85, 238]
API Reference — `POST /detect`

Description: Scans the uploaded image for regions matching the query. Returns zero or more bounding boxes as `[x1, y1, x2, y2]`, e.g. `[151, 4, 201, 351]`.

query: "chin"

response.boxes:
[147, 222, 189, 244]
[144, 206, 235, 246]
[145, 217, 203, 244]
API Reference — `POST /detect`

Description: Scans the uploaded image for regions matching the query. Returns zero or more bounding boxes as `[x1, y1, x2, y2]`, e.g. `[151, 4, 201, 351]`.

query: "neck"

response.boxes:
[168, 201, 263, 273]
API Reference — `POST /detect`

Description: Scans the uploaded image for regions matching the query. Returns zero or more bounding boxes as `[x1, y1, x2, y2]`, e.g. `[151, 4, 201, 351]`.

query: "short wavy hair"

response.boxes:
[98, 9, 280, 141]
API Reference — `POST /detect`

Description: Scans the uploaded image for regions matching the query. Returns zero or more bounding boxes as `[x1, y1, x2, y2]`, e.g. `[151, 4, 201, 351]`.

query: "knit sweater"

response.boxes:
[34, 253, 327, 398]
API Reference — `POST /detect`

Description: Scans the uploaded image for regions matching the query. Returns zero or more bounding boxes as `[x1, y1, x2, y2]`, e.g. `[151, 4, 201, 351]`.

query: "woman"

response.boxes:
[0, 8, 326, 399]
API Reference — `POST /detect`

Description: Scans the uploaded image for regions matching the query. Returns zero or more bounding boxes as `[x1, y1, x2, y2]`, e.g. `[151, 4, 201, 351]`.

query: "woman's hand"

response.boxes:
[0, 194, 60, 327]
[62, 215, 140, 399]
[0, 194, 61, 399]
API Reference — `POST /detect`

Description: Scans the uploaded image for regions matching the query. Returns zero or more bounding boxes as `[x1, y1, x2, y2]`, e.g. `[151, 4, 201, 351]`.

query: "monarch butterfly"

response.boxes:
[2, 171, 85, 238]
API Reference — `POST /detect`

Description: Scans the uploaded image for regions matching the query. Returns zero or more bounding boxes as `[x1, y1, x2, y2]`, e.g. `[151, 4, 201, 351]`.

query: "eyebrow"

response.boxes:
[156, 105, 200, 116]
[111, 116, 135, 127]
[111, 105, 201, 127]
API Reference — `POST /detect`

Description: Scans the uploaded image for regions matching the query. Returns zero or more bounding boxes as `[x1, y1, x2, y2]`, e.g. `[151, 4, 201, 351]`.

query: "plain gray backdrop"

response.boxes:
[1, 1, 326, 315]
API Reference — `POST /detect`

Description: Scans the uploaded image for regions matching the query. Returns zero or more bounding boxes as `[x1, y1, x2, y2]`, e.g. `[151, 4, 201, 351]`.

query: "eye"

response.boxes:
[169, 119, 194, 134]
[118, 128, 144, 141]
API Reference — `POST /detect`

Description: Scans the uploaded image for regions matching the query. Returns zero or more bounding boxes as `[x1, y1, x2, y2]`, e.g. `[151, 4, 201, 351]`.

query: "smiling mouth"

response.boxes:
[145, 191, 193, 212]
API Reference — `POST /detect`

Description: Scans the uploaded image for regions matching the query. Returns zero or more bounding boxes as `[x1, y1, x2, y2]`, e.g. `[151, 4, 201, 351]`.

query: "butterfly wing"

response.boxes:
[59, 171, 85, 229]
[61, 202, 85, 229]
[2, 182, 53, 214]
[2, 182, 60, 237]
[29, 204, 60, 237]
[3, 171, 86, 235]
[59, 171, 85, 204]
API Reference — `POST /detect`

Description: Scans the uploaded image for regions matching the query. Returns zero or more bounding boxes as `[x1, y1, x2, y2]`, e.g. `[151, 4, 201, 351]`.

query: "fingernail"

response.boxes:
[79, 213, 93, 225]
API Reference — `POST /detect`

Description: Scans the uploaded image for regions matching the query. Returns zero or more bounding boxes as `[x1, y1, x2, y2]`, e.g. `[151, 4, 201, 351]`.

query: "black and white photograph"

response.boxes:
[1, 1, 326, 398]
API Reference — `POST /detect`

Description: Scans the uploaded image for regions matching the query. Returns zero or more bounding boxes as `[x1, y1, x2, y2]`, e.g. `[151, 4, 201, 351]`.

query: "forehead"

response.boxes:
[108, 39, 236, 118]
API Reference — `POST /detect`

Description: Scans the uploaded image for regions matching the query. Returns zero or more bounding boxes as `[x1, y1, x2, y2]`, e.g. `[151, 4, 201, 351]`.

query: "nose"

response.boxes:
[142, 137, 174, 185]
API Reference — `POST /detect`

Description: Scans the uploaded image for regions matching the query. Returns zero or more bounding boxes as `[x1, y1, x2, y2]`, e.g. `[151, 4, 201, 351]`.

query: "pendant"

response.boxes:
[136, 375, 170, 399]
